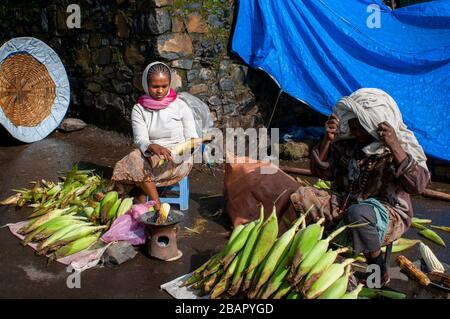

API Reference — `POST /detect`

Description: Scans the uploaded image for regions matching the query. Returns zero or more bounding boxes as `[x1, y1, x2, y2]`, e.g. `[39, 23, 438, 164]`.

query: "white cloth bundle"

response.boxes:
[334, 88, 428, 169]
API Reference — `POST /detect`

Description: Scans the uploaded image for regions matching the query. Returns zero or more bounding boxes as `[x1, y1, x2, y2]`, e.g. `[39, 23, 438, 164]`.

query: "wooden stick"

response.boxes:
[280, 166, 313, 176]
[280, 166, 450, 202]
[422, 189, 450, 202]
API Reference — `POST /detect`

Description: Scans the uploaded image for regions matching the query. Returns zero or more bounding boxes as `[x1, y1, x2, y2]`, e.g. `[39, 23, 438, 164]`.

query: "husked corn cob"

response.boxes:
[419, 242, 445, 273]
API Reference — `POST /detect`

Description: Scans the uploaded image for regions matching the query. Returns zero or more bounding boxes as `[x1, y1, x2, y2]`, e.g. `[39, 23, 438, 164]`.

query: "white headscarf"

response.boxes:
[334, 88, 428, 170]
[141, 61, 172, 96]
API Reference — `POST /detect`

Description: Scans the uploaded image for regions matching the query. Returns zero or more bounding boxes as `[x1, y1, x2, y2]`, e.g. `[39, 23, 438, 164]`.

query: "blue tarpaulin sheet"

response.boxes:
[232, 0, 450, 161]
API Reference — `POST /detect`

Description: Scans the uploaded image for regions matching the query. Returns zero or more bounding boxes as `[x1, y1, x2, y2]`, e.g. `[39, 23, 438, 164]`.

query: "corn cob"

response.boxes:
[411, 222, 426, 230]
[419, 242, 444, 273]
[210, 251, 242, 299]
[396, 255, 430, 286]
[286, 290, 301, 299]
[302, 247, 349, 294]
[52, 232, 101, 259]
[430, 225, 450, 233]
[38, 223, 87, 253]
[249, 215, 305, 298]
[116, 197, 133, 218]
[228, 206, 265, 297]
[292, 224, 352, 285]
[340, 283, 364, 299]
[204, 221, 256, 277]
[157, 203, 171, 224]
[203, 268, 224, 294]
[107, 198, 122, 222]
[228, 224, 245, 244]
[271, 280, 293, 299]
[412, 217, 432, 224]
[100, 191, 118, 223]
[289, 218, 325, 282]
[303, 258, 354, 299]
[318, 264, 352, 299]
[20, 207, 72, 234]
[419, 228, 446, 247]
[22, 215, 85, 245]
[381, 238, 420, 253]
[46, 225, 108, 251]
[243, 206, 279, 292]
[427, 272, 450, 288]
[359, 287, 406, 299]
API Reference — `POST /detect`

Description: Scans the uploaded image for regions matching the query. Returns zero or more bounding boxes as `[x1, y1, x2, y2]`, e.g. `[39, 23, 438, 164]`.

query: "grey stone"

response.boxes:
[87, 82, 102, 93]
[58, 118, 87, 132]
[207, 15, 224, 28]
[101, 241, 137, 266]
[96, 92, 125, 114]
[223, 104, 237, 115]
[117, 67, 134, 81]
[199, 68, 216, 81]
[235, 90, 254, 106]
[92, 47, 111, 65]
[231, 65, 248, 85]
[218, 59, 231, 77]
[172, 59, 193, 70]
[187, 69, 199, 83]
[186, 2, 202, 10]
[147, 8, 171, 35]
[83, 91, 94, 107]
[156, 33, 193, 60]
[219, 78, 234, 91]
[208, 95, 222, 107]
[112, 79, 133, 94]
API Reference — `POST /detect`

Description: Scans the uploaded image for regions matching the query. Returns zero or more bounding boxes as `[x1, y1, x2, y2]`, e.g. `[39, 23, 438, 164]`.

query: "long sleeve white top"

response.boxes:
[132, 98, 199, 156]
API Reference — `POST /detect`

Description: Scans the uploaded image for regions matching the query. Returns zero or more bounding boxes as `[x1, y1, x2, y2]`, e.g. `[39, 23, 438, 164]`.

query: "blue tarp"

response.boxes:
[232, 0, 450, 161]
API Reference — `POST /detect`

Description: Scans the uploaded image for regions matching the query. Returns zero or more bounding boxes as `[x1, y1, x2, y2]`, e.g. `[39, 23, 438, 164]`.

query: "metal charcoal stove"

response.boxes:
[138, 210, 184, 261]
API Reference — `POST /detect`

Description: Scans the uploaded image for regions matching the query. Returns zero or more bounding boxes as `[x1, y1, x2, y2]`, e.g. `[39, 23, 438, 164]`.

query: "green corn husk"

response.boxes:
[430, 225, 450, 233]
[52, 232, 101, 259]
[419, 228, 446, 247]
[359, 288, 406, 299]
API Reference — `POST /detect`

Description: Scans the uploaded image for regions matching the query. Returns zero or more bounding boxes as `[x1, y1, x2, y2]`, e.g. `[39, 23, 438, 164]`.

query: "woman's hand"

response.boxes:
[377, 122, 407, 165]
[324, 113, 341, 142]
[318, 113, 340, 161]
[149, 144, 172, 161]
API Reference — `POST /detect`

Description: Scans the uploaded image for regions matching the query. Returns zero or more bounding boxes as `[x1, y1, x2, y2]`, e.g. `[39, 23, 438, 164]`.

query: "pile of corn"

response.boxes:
[1, 166, 133, 259]
[181, 206, 363, 299]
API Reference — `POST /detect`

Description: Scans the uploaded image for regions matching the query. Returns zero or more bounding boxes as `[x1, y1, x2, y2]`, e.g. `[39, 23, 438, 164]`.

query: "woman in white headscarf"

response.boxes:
[112, 62, 199, 210]
[291, 88, 430, 287]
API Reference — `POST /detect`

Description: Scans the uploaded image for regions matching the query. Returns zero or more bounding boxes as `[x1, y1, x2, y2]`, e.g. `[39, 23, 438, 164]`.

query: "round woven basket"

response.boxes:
[0, 53, 56, 127]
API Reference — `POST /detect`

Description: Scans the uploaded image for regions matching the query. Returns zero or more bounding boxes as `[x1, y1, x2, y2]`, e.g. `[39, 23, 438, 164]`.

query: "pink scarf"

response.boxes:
[137, 88, 177, 110]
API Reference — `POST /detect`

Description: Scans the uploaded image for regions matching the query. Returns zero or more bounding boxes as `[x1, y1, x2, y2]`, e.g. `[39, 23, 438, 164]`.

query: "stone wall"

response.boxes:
[0, 0, 273, 134]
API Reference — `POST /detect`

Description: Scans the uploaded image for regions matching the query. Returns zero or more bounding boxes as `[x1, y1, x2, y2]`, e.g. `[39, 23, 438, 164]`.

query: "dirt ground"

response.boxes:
[0, 126, 449, 299]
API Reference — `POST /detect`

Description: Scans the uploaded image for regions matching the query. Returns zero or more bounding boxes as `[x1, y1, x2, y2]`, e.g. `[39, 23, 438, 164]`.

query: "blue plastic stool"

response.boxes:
[154, 177, 190, 211]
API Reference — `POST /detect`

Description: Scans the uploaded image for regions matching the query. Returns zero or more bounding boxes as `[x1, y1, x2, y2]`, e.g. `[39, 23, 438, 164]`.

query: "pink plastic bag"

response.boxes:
[101, 201, 155, 246]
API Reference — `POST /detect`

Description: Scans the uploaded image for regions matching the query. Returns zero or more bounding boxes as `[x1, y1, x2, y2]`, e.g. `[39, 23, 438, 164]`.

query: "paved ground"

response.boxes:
[0, 126, 448, 299]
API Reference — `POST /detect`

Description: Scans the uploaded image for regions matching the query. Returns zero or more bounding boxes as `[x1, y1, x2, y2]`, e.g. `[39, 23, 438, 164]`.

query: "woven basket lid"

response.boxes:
[0, 37, 70, 143]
